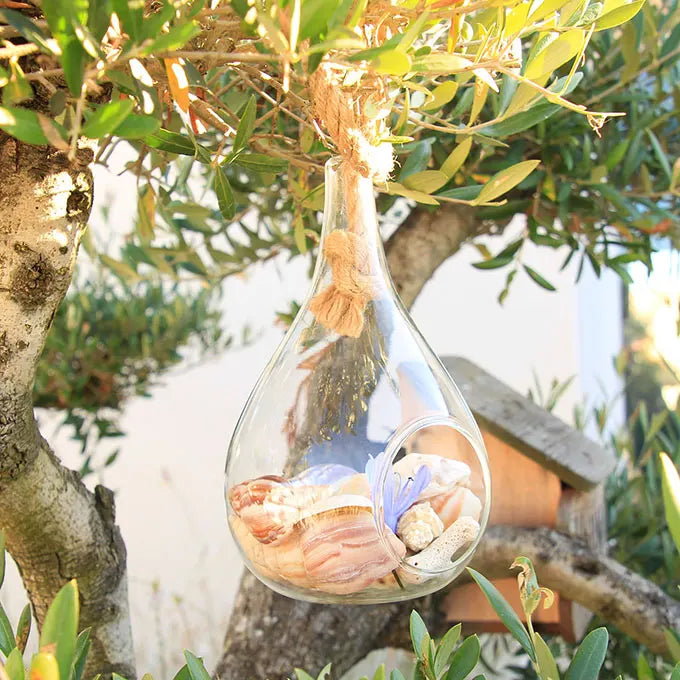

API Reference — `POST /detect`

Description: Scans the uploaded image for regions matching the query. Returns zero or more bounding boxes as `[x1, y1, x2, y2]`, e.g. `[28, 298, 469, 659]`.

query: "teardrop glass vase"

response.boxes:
[225, 158, 491, 603]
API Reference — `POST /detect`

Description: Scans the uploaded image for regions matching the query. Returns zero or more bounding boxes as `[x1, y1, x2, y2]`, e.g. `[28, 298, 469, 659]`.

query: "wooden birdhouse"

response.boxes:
[437, 356, 616, 642]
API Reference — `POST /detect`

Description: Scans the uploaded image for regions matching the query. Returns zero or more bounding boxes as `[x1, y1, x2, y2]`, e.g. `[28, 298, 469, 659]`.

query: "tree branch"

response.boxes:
[378, 526, 680, 657]
[0, 139, 135, 678]
[217, 526, 679, 679]
[385, 204, 505, 308]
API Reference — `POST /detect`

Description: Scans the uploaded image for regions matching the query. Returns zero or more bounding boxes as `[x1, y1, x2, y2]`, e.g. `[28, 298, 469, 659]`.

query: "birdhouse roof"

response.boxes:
[442, 356, 616, 490]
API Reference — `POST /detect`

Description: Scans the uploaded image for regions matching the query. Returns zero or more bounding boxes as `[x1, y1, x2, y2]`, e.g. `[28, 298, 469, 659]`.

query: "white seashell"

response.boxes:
[402, 516, 480, 580]
[393, 453, 471, 498]
[396, 502, 444, 552]
[430, 487, 482, 529]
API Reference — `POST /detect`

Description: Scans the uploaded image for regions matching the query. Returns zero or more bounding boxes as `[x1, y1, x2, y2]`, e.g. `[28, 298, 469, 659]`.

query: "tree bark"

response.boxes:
[0, 139, 135, 678]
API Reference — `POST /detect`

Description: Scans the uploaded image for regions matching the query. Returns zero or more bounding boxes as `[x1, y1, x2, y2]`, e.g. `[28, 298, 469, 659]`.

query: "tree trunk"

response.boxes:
[0, 139, 135, 678]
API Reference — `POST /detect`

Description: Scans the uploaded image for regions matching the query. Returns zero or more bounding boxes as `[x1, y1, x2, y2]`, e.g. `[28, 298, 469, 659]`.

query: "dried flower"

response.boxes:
[366, 451, 431, 532]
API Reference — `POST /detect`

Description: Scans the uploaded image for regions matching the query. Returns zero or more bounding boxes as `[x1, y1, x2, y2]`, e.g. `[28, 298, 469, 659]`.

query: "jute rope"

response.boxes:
[307, 63, 394, 338]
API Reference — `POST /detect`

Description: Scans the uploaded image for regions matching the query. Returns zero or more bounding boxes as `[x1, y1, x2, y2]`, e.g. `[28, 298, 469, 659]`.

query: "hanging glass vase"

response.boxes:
[224, 158, 491, 604]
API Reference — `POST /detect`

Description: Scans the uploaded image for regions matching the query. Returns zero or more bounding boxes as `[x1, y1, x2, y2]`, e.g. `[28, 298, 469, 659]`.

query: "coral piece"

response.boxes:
[403, 516, 480, 579]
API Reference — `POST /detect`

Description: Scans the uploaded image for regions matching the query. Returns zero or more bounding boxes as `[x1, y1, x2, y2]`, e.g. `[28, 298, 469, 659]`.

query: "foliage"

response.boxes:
[33, 273, 228, 476]
[0, 0, 676, 303]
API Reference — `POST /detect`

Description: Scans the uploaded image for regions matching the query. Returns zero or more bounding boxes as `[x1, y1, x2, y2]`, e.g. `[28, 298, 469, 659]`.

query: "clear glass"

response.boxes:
[224, 158, 491, 603]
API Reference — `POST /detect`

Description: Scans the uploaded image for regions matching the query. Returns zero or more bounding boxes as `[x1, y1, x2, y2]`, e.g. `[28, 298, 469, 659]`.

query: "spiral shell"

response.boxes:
[396, 502, 444, 552]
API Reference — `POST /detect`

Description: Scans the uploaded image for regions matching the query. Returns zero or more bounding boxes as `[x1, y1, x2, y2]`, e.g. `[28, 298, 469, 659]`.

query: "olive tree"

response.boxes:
[0, 0, 678, 677]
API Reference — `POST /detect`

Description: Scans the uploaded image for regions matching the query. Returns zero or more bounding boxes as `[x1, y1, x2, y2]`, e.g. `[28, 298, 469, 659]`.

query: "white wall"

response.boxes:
[0, 161, 624, 676]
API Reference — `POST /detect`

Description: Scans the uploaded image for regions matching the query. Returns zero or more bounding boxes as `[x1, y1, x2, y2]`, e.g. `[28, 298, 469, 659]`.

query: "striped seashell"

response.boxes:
[229, 475, 331, 545]
[232, 494, 406, 595]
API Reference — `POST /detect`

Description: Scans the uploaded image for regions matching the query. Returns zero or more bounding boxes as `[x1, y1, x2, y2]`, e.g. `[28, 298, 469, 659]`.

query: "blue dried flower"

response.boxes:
[366, 451, 431, 532]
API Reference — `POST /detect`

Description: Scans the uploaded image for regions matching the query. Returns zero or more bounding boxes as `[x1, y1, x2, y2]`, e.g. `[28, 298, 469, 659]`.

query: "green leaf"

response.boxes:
[232, 95, 257, 157]
[594, 0, 645, 30]
[72, 629, 91, 680]
[534, 633, 560, 680]
[214, 166, 235, 220]
[441, 138, 472, 178]
[28, 653, 59, 680]
[672, 663, 680, 680]
[403, 170, 448, 193]
[316, 663, 332, 680]
[144, 129, 197, 155]
[82, 100, 135, 138]
[0, 528, 5, 588]
[398, 140, 432, 180]
[445, 635, 480, 680]
[565, 628, 608, 680]
[434, 624, 462, 677]
[389, 672, 405, 680]
[411, 53, 474, 73]
[524, 265, 556, 291]
[5, 647, 24, 680]
[372, 665, 386, 680]
[372, 49, 412, 76]
[0, 10, 57, 54]
[232, 153, 289, 173]
[473, 160, 540, 204]
[112, 0, 144, 42]
[484, 102, 561, 138]
[525, 30, 585, 79]
[472, 254, 514, 270]
[422, 80, 458, 111]
[184, 651, 211, 680]
[40, 580, 79, 680]
[636, 653, 654, 680]
[172, 664, 191, 680]
[467, 569, 535, 661]
[294, 671, 315, 680]
[114, 114, 161, 139]
[386, 182, 440, 205]
[0, 604, 15, 656]
[15, 604, 31, 654]
[646, 129, 672, 183]
[409, 611, 429, 658]
[144, 22, 201, 54]
[665, 629, 680, 664]
[660, 453, 680, 554]
[298, 0, 336, 41]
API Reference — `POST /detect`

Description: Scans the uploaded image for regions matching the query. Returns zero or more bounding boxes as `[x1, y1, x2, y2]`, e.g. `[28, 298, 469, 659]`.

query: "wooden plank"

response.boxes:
[485, 431, 562, 527]
[441, 356, 615, 490]
[443, 578, 561, 624]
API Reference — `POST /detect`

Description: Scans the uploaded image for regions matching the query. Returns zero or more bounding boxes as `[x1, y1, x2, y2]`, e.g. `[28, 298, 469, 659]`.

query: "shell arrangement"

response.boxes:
[228, 453, 482, 595]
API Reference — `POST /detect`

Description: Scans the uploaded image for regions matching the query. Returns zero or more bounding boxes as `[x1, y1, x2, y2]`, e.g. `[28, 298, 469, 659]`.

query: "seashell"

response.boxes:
[393, 454, 470, 499]
[332, 472, 371, 498]
[299, 504, 406, 594]
[229, 475, 331, 545]
[429, 487, 482, 529]
[400, 516, 480, 582]
[396, 502, 444, 552]
[232, 495, 406, 595]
